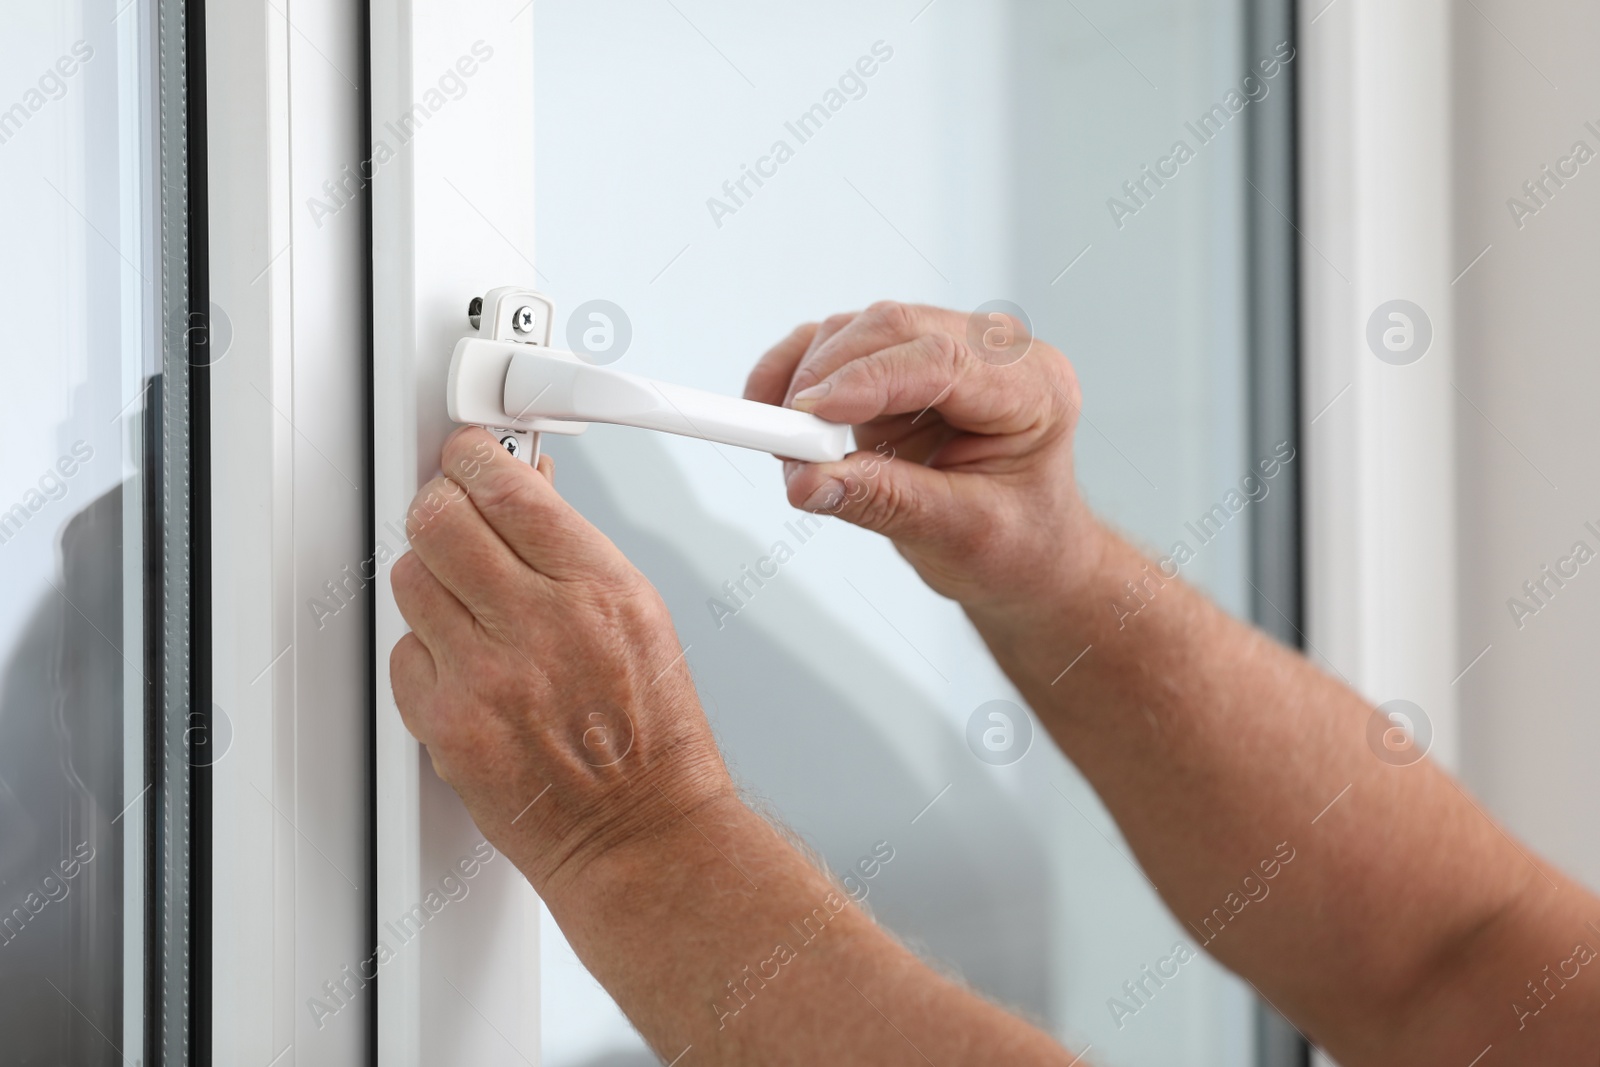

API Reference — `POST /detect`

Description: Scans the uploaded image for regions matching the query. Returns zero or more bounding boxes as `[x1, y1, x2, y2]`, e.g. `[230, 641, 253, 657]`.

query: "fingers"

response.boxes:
[785, 303, 966, 406]
[391, 549, 473, 652]
[781, 311, 870, 405]
[837, 411, 961, 467]
[390, 631, 438, 742]
[744, 322, 820, 406]
[784, 447, 976, 547]
[792, 333, 1057, 438]
[438, 427, 626, 583]
[404, 464, 535, 624]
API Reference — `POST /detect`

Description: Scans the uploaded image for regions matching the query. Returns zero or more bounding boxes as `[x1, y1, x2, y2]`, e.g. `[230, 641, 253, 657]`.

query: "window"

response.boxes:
[0, 0, 203, 1061]
[1, 0, 1311, 1061]
[529, 2, 1299, 1064]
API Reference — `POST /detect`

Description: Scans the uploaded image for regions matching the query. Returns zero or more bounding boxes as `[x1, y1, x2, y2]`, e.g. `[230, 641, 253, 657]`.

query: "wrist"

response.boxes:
[529, 781, 750, 910]
[963, 509, 1118, 629]
[961, 519, 1162, 699]
[495, 703, 740, 901]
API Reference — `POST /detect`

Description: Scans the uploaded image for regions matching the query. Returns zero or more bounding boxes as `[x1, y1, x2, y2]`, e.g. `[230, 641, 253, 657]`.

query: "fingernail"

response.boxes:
[783, 460, 800, 483]
[801, 479, 844, 512]
[791, 380, 832, 411]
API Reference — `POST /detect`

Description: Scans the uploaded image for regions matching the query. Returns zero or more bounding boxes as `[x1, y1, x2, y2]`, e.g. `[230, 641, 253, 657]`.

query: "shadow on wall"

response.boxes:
[0, 485, 125, 1067]
[548, 429, 1057, 1026]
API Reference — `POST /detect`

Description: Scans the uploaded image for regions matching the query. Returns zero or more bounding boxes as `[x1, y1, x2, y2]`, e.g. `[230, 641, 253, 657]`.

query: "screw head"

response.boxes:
[512, 306, 536, 335]
[499, 435, 520, 457]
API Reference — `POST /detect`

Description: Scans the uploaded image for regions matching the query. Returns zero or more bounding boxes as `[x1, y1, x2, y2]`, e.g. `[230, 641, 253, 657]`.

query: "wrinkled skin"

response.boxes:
[388, 430, 731, 897]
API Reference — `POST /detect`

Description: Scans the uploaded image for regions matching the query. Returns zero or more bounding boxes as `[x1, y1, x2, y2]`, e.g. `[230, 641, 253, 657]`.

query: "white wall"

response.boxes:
[1451, 0, 1600, 893]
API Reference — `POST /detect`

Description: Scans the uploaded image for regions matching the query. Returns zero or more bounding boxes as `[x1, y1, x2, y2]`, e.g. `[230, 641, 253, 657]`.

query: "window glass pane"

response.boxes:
[0, 2, 158, 1060]
[535, 3, 1262, 1063]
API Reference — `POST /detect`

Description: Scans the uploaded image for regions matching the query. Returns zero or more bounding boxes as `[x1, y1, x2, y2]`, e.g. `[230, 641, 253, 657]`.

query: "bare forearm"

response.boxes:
[392, 430, 1079, 1067]
[536, 796, 1073, 1067]
[735, 304, 1600, 1059]
[967, 525, 1598, 1061]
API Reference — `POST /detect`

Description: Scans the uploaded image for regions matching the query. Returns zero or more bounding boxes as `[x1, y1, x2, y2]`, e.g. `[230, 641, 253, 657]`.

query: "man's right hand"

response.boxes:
[745, 307, 1600, 1067]
[744, 301, 1106, 610]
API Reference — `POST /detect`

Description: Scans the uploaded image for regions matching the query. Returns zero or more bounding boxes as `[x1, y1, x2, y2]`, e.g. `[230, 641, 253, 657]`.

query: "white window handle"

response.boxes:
[446, 287, 851, 464]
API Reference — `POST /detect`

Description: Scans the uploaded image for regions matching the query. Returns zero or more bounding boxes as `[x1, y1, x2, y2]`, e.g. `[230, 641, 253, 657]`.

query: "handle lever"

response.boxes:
[446, 289, 851, 464]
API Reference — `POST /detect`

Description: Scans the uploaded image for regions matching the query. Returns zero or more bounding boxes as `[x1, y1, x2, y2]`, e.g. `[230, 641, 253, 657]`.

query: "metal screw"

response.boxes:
[468, 296, 484, 330]
[500, 435, 520, 457]
[512, 306, 536, 334]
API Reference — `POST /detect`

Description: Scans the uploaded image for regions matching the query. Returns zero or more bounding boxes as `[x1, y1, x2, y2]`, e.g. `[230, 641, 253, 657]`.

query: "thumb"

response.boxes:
[784, 448, 969, 547]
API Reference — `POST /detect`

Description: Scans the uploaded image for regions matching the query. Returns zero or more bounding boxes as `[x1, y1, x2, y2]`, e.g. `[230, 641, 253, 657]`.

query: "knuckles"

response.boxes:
[461, 464, 542, 523]
[582, 573, 674, 646]
[1049, 351, 1083, 421]
[390, 550, 429, 604]
[750, 321, 823, 397]
[389, 440, 719, 861]
[916, 329, 967, 374]
[783, 464, 834, 512]
[819, 311, 859, 336]
[443, 438, 548, 527]
[418, 584, 680, 768]
[791, 313, 862, 391]
[788, 320, 822, 347]
[862, 300, 917, 339]
[847, 473, 908, 533]
[441, 429, 501, 481]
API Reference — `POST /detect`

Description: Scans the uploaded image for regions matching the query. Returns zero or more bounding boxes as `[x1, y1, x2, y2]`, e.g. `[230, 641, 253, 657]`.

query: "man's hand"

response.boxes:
[388, 427, 731, 896]
[745, 301, 1106, 609]
[753, 303, 1600, 1065]
[387, 427, 1076, 1067]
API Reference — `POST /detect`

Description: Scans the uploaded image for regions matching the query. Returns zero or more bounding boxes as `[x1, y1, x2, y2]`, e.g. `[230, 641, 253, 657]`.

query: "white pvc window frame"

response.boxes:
[1299, 0, 1456, 1056]
[207, 0, 375, 1060]
[370, 2, 541, 1063]
[206, 0, 542, 1058]
[1299, 0, 1457, 750]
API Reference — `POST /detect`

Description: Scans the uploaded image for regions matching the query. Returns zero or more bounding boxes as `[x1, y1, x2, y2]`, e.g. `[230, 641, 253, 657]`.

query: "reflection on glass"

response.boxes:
[0, 2, 157, 1061]
[535, 3, 1258, 1065]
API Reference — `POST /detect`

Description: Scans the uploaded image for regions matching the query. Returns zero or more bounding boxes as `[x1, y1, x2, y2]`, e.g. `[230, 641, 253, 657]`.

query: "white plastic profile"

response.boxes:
[448, 335, 853, 463]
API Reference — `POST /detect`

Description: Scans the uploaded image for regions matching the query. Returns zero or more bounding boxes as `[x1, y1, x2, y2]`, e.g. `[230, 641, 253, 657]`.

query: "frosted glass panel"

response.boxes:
[534, 2, 1262, 1063]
